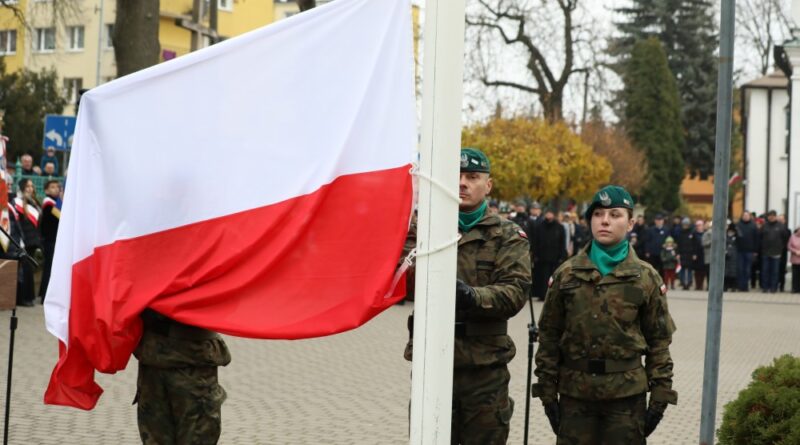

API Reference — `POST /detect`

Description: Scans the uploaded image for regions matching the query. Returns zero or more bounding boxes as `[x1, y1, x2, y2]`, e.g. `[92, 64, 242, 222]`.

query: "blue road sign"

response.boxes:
[43, 114, 77, 151]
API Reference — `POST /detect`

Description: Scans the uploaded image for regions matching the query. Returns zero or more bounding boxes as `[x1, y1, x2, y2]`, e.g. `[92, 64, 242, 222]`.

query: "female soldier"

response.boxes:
[531, 185, 677, 444]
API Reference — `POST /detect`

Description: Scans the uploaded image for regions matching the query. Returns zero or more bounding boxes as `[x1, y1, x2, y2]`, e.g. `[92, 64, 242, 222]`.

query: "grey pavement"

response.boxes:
[0, 289, 799, 444]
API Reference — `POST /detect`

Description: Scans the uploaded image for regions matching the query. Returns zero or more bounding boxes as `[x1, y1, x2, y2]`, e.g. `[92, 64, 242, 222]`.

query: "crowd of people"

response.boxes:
[1, 169, 63, 307]
[487, 201, 800, 296]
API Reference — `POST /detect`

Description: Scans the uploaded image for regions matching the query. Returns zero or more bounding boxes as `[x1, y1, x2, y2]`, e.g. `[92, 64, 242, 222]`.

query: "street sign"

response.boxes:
[43, 114, 77, 151]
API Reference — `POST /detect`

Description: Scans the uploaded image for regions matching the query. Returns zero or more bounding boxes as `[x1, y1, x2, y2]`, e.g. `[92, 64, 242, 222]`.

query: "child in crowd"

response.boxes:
[661, 236, 679, 290]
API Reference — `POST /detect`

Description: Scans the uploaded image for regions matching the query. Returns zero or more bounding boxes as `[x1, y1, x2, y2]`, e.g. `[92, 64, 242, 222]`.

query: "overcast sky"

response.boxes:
[414, 0, 796, 123]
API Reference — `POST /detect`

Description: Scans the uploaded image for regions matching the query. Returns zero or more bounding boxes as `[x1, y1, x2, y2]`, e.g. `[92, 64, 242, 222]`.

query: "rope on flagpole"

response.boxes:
[411, 163, 461, 203]
[385, 162, 461, 298]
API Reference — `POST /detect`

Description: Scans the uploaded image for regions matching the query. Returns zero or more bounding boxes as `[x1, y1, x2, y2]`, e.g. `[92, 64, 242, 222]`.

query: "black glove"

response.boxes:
[455, 279, 478, 310]
[543, 400, 560, 435]
[644, 402, 666, 437]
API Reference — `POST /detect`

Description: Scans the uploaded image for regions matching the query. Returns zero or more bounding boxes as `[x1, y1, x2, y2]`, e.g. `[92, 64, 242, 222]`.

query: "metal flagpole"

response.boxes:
[699, 1, 735, 443]
[409, 0, 466, 443]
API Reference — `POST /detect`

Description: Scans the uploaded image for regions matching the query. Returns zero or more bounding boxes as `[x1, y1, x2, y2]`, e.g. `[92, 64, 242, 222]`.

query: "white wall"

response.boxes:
[744, 87, 790, 216]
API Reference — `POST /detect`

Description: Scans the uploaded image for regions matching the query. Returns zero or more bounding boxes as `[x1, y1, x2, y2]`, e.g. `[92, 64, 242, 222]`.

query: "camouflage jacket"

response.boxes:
[404, 213, 532, 368]
[532, 245, 677, 405]
[135, 310, 232, 369]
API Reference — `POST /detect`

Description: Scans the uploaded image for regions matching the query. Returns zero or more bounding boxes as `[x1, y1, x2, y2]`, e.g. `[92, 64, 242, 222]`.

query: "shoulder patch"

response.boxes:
[518, 229, 527, 239]
[660, 283, 667, 296]
[548, 276, 554, 288]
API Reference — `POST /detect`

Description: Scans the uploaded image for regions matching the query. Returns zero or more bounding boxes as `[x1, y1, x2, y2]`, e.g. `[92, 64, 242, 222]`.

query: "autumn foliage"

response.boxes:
[461, 117, 611, 202]
[580, 120, 647, 195]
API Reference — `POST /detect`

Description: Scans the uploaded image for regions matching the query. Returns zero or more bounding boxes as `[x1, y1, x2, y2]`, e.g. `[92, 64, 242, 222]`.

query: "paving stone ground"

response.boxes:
[0, 289, 798, 444]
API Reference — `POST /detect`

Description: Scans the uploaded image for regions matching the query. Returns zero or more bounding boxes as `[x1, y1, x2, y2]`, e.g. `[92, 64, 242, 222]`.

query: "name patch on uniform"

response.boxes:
[660, 284, 667, 295]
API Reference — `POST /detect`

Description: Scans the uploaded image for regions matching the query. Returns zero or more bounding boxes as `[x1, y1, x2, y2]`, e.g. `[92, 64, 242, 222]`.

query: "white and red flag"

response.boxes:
[44, 0, 415, 410]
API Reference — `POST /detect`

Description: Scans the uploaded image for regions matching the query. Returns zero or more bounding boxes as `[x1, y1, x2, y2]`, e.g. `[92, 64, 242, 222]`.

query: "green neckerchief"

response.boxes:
[588, 239, 629, 276]
[458, 200, 487, 232]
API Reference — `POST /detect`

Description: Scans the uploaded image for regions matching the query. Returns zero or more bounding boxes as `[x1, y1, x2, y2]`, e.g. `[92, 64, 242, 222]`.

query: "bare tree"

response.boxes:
[114, 0, 160, 77]
[297, 0, 316, 12]
[466, 0, 593, 122]
[736, 0, 792, 76]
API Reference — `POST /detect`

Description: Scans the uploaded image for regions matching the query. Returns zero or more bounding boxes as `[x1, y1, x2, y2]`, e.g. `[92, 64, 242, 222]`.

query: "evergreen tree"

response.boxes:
[613, 0, 718, 178]
[622, 38, 685, 214]
[0, 62, 67, 163]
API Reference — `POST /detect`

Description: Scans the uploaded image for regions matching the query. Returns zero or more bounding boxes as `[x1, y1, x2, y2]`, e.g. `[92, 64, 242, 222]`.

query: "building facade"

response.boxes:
[740, 71, 791, 217]
[1, 0, 285, 114]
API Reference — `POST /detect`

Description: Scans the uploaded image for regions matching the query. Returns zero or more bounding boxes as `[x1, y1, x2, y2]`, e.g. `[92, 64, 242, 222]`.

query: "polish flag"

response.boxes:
[44, 0, 415, 410]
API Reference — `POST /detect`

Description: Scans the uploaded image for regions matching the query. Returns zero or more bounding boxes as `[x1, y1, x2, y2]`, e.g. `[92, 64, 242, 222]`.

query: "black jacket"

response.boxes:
[735, 220, 759, 253]
[644, 225, 669, 257]
[760, 221, 787, 257]
[532, 218, 566, 263]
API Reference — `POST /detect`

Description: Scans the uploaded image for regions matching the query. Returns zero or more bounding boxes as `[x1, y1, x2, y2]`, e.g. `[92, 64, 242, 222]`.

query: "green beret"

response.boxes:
[460, 147, 490, 173]
[585, 185, 634, 220]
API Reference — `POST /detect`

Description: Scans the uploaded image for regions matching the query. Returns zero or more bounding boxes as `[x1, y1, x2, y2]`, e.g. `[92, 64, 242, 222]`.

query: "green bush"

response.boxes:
[718, 355, 800, 445]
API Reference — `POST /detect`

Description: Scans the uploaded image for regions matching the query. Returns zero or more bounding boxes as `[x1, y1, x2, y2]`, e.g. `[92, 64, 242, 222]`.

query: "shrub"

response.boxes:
[718, 354, 800, 445]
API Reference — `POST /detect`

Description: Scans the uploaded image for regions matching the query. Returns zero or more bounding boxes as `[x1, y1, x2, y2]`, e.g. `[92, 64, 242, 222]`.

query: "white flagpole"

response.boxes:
[409, 0, 466, 443]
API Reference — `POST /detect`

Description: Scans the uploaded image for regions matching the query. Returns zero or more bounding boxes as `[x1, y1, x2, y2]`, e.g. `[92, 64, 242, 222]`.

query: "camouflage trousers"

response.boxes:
[451, 365, 514, 445]
[136, 364, 227, 445]
[556, 393, 646, 445]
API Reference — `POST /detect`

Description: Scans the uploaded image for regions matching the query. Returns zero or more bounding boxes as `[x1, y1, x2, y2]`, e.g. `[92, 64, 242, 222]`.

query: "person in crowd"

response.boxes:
[562, 211, 576, 257]
[20, 153, 37, 176]
[529, 201, 542, 224]
[788, 226, 800, 294]
[735, 211, 759, 291]
[644, 214, 669, 275]
[692, 219, 707, 290]
[13, 178, 41, 306]
[724, 224, 739, 292]
[404, 148, 531, 443]
[702, 221, 713, 289]
[40, 146, 60, 174]
[510, 200, 531, 234]
[675, 217, 695, 290]
[752, 216, 765, 290]
[777, 214, 791, 292]
[39, 179, 62, 302]
[42, 161, 57, 177]
[661, 236, 679, 290]
[533, 185, 677, 444]
[531, 208, 567, 301]
[629, 232, 640, 257]
[632, 214, 647, 257]
[572, 215, 591, 253]
[670, 215, 683, 239]
[487, 200, 500, 216]
[760, 210, 785, 293]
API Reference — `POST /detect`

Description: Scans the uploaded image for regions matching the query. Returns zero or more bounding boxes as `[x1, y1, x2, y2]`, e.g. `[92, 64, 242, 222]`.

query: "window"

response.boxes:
[0, 30, 17, 55]
[204, 0, 232, 12]
[63, 78, 83, 104]
[35, 27, 56, 52]
[68, 26, 85, 51]
[105, 24, 114, 49]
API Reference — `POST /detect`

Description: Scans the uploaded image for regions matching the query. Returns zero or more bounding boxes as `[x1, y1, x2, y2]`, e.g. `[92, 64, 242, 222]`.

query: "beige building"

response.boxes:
[5, 0, 302, 115]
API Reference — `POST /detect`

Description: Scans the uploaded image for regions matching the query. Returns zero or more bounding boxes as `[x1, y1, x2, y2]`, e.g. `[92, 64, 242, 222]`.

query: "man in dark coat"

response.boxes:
[643, 214, 668, 275]
[531, 208, 566, 301]
[760, 210, 786, 293]
[735, 211, 759, 291]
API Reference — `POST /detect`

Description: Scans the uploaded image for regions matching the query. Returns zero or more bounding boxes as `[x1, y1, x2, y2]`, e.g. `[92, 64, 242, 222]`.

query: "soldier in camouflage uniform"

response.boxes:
[134, 309, 232, 445]
[531, 185, 677, 445]
[404, 148, 531, 444]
